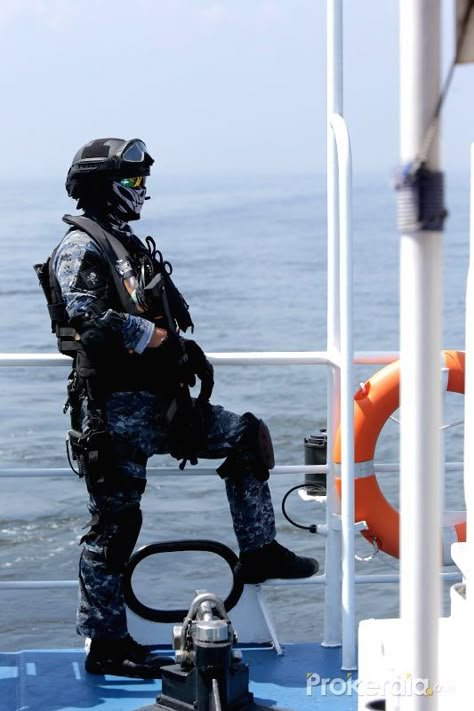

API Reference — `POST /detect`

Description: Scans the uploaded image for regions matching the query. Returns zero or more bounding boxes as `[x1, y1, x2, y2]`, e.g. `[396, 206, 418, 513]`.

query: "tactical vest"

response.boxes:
[35, 215, 193, 394]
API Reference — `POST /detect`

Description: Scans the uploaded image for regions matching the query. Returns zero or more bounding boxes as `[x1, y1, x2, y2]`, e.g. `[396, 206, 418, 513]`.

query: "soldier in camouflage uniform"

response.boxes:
[45, 137, 318, 679]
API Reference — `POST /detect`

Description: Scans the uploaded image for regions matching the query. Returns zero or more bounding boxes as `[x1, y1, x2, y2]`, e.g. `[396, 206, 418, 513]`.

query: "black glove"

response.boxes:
[180, 339, 214, 403]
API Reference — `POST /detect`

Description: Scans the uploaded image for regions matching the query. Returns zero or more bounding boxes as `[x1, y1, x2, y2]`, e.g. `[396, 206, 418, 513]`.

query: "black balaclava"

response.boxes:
[106, 181, 147, 222]
[80, 179, 147, 241]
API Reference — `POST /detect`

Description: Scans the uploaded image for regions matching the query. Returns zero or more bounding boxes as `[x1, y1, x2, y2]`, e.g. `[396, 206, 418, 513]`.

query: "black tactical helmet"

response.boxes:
[65, 137, 154, 199]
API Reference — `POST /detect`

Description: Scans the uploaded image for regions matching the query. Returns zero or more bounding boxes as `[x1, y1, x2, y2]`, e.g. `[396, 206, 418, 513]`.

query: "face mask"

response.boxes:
[107, 181, 147, 221]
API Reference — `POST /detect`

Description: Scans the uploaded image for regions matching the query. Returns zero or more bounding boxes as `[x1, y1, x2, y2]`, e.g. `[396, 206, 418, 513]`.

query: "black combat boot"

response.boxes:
[85, 634, 174, 678]
[234, 540, 319, 584]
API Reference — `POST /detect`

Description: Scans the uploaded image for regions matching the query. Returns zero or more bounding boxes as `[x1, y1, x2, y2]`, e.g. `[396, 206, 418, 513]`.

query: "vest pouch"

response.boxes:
[34, 259, 69, 338]
[33, 260, 54, 310]
[67, 429, 86, 479]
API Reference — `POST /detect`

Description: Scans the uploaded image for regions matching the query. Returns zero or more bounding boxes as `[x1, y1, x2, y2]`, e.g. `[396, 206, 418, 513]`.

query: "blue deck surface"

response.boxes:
[0, 643, 358, 711]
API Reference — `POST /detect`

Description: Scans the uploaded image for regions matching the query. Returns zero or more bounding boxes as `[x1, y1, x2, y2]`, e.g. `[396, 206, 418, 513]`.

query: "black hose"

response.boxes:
[281, 484, 323, 533]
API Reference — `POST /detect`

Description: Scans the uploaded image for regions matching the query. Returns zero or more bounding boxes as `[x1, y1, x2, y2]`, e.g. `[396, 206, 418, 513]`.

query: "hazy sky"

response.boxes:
[1, 0, 473, 179]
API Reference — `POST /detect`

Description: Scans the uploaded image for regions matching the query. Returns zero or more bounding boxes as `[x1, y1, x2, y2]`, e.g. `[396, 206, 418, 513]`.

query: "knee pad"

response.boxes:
[242, 412, 275, 472]
[217, 412, 275, 482]
[81, 506, 143, 573]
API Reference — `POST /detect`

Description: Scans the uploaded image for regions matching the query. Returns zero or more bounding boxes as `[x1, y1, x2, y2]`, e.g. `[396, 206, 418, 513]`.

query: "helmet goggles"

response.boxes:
[120, 140, 148, 163]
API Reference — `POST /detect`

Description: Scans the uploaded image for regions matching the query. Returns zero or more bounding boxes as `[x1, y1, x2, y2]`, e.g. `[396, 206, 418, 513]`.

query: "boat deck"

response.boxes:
[0, 642, 358, 710]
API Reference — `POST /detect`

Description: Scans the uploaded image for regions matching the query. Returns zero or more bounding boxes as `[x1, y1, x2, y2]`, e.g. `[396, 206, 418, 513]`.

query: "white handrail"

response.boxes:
[329, 112, 356, 671]
[0, 462, 464, 478]
[0, 570, 462, 593]
[0, 464, 326, 478]
[0, 350, 402, 367]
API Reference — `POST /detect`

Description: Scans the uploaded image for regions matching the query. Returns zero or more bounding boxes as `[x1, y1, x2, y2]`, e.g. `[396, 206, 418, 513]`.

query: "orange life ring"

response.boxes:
[333, 349, 466, 564]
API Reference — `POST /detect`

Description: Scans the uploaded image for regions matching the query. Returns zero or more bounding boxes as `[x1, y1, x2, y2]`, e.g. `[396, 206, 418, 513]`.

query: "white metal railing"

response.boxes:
[0, 465, 326, 478]
[0, 355, 463, 635]
[0, 461, 464, 479]
[0, 571, 462, 592]
[0, 351, 400, 367]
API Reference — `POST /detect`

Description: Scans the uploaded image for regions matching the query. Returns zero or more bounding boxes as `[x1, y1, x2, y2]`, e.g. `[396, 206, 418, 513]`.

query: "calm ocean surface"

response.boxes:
[0, 172, 469, 651]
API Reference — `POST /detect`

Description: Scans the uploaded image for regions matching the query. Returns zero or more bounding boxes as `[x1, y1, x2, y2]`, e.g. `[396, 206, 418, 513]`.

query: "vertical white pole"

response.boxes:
[467, 146, 474, 517]
[330, 113, 356, 670]
[464, 144, 474, 659]
[399, 2, 442, 709]
[323, 0, 343, 648]
[466, 146, 474, 521]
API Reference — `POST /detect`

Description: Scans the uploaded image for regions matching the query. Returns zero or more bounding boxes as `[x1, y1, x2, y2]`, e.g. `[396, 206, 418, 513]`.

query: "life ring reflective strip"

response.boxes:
[333, 349, 466, 564]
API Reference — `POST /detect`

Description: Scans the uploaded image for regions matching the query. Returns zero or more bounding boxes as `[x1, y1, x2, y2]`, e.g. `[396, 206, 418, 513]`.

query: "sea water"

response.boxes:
[0, 172, 468, 651]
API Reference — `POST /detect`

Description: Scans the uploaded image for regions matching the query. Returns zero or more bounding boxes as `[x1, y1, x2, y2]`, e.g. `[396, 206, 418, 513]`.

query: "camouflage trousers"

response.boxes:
[77, 391, 276, 639]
